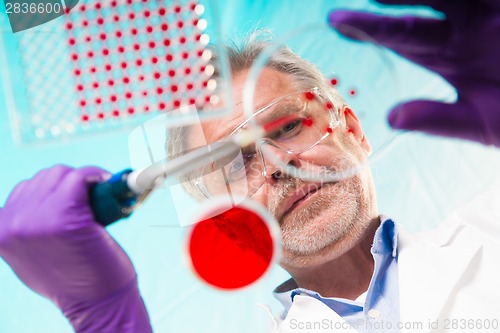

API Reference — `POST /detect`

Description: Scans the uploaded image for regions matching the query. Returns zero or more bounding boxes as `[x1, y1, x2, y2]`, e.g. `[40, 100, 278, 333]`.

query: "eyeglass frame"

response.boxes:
[194, 86, 342, 198]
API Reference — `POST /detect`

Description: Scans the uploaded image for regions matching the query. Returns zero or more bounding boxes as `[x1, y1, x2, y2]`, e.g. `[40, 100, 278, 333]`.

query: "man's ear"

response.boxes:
[342, 106, 372, 154]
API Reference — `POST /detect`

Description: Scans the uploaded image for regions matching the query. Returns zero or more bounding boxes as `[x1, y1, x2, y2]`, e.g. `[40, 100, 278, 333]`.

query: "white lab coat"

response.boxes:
[276, 187, 500, 333]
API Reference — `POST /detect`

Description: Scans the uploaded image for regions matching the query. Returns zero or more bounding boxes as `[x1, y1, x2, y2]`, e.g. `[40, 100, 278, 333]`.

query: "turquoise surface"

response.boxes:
[1, 1, 500, 332]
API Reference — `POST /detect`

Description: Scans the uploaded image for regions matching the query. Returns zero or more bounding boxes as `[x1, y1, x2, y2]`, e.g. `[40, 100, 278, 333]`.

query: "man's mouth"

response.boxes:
[281, 182, 336, 219]
[283, 188, 320, 217]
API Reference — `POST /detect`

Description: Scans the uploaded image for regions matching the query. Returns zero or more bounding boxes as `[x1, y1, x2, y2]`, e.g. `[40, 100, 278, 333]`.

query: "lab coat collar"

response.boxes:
[397, 224, 482, 332]
[275, 220, 482, 333]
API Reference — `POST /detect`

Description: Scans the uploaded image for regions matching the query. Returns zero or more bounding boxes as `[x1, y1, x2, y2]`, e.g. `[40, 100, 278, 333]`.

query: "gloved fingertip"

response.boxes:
[74, 166, 112, 185]
[100, 172, 112, 182]
[388, 106, 408, 129]
[327, 10, 353, 28]
[85, 173, 111, 184]
[387, 109, 400, 128]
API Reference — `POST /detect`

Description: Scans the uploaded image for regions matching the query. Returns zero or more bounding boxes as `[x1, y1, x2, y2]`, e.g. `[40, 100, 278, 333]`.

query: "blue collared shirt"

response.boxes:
[273, 216, 400, 333]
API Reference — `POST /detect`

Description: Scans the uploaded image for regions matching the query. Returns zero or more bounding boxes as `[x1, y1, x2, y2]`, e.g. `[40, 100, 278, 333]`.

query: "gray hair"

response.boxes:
[166, 31, 347, 200]
[214, 31, 346, 107]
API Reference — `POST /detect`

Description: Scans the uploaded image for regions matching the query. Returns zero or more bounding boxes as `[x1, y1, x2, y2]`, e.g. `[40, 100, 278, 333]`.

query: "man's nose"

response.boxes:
[259, 143, 301, 183]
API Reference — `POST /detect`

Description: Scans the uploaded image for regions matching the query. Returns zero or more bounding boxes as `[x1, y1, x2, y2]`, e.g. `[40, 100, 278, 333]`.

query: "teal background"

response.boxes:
[1, 1, 500, 332]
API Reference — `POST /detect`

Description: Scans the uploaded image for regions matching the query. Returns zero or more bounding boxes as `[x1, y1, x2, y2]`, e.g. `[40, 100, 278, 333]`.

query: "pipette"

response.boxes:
[89, 140, 241, 226]
[89, 114, 297, 226]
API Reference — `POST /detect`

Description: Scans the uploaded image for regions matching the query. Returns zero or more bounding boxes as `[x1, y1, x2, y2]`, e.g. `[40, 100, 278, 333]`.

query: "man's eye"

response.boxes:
[282, 120, 301, 133]
[270, 119, 304, 140]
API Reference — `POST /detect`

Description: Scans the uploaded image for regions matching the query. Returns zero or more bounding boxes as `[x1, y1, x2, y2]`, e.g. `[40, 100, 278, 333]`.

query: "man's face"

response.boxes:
[200, 67, 378, 269]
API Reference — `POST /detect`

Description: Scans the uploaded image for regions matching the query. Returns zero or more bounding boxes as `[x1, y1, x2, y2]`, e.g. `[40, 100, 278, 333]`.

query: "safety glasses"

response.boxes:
[195, 87, 341, 198]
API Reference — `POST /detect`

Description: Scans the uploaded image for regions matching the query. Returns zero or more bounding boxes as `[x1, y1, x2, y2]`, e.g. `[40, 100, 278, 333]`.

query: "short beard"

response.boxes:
[266, 134, 374, 263]
[269, 174, 371, 259]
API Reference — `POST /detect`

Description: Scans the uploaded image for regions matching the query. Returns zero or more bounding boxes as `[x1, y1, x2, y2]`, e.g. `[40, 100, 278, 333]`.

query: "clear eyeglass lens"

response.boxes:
[201, 89, 336, 197]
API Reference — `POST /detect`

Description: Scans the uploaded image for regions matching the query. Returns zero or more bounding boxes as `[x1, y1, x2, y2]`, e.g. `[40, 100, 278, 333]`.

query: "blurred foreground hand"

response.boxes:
[0, 165, 153, 333]
[329, 0, 500, 148]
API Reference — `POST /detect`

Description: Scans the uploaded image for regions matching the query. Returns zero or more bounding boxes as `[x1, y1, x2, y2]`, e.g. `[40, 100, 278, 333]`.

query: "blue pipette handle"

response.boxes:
[88, 141, 242, 226]
[89, 169, 138, 226]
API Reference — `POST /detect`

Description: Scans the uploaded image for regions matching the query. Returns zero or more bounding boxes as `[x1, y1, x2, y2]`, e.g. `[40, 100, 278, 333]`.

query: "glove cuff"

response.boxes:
[63, 278, 153, 333]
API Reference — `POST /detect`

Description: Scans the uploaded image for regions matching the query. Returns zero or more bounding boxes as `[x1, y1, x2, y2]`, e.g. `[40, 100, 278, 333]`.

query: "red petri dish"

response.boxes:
[187, 198, 279, 290]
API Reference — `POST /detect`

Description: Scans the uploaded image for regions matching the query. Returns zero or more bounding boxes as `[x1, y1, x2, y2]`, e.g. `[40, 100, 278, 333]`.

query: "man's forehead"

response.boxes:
[202, 68, 297, 143]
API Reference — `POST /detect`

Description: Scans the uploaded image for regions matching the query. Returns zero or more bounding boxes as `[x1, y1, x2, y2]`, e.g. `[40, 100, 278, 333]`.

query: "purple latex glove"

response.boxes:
[328, 0, 500, 147]
[0, 165, 153, 333]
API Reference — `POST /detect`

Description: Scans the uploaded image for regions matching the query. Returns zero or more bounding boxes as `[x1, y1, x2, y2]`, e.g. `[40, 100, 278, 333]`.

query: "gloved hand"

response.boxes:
[0, 165, 153, 333]
[328, 0, 500, 147]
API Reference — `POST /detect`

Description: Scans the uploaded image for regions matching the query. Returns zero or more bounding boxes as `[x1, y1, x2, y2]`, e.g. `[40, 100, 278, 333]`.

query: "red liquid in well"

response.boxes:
[66, 1, 216, 121]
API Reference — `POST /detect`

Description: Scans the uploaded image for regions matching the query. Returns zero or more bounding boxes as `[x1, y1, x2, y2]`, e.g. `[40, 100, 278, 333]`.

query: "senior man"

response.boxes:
[1, 0, 500, 332]
[175, 33, 500, 333]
